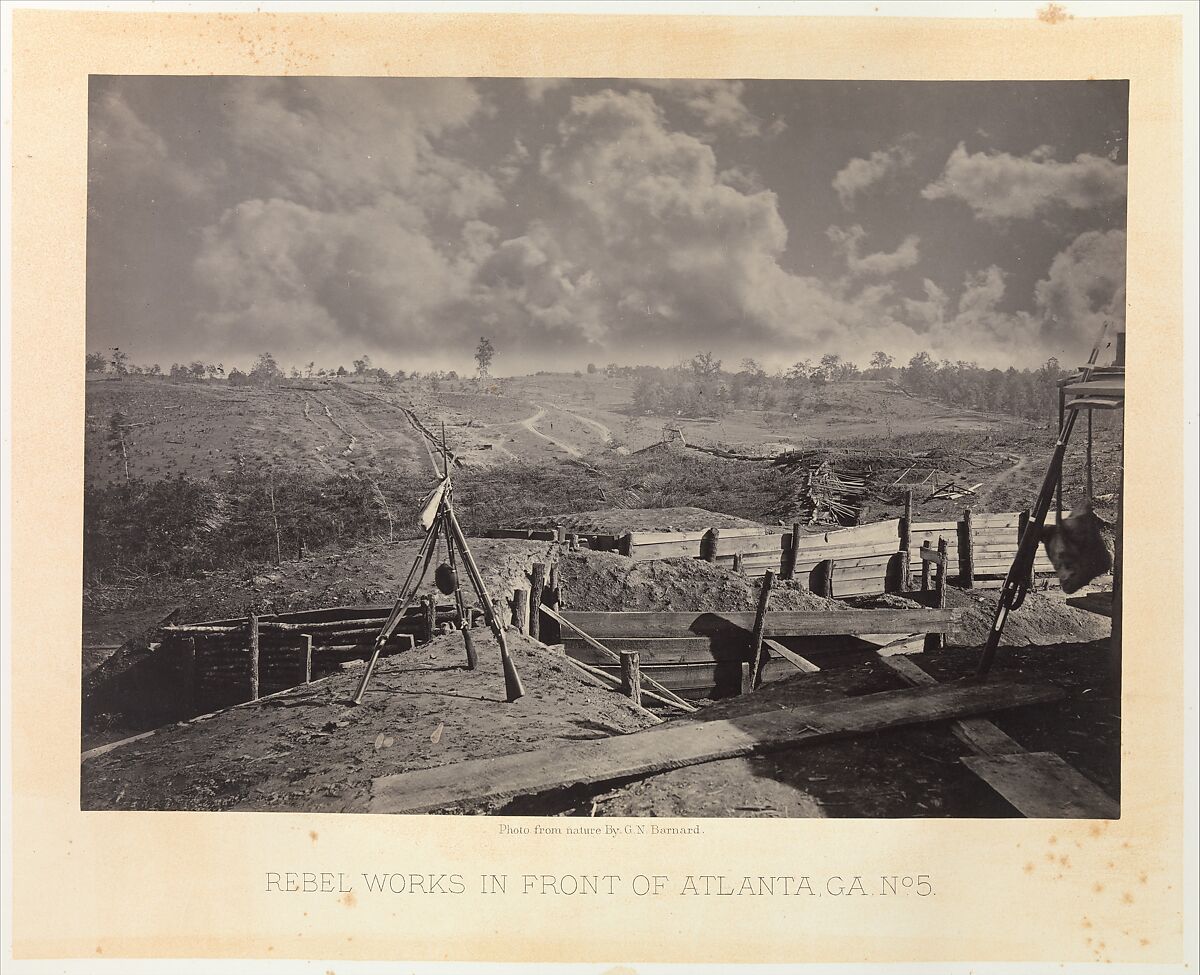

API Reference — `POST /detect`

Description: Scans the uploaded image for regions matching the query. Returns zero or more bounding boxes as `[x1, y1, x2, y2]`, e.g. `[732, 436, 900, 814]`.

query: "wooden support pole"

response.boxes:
[1056, 385, 1066, 513]
[746, 570, 775, 690]
[301, 633, 313, 683]
[528, 563, 547, 641]
[248, 614, 260, 701]
[556, 525, 567, 543]
[740, 662, 754, 696]
[921, 543, 932, 591]
[618, 531, 633, 557]
[961, 509, 976, 589]
[701, 527, 721, 563]
[786, 522, 801, 581]
[568, 532, 580, 552]
[733, 552, 744, 574]
[936, 539, 948, 607]
[933, 538, 948, 650]
[512, 587, 529, 635]
[619, 651, 641, 702]
[900, 490, 913, 590]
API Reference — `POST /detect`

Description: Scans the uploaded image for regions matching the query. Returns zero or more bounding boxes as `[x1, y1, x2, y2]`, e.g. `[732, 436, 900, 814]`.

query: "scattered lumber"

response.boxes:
[540, 605, 698, 713]
[879, 654, 1118, 818]
[879, 654, 1024, 755]
[762, 638, 820, 673]
[368, 680, 1064, 814]
[960, 753, 1119, 819]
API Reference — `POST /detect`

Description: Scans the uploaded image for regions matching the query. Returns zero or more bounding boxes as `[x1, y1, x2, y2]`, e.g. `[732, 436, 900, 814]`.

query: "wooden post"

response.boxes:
[618, 531, 633, 557]
[619, 650, 641, 702]
[933, 538, 948, 650]
[568, 532, 580, 551]
[420, 595, 436, 644]
[900, 490, 913, 591]
[301, 634, 313, 683]
[297, 535, 307, 560]
[785, 522, 801, 581]
[248, 613, 260, 701]
[733, 552, 744, 574]
[529, 563, 547, 641]
[921, 543, 932, 591]
[1018, 509, 1036, 589]
[512, 587, 529, 635]
[746, 570, 775, 690]
[817, 559, 835, 598]
[556, 525, 567, 543]
[701, 527, 721, 563]
[740, 662, 754, 696]
[960, 509, 975, 589]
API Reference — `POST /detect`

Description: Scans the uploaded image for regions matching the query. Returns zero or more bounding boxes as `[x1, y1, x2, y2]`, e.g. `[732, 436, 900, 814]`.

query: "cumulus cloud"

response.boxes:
[189, 78, 502, 360]
[827, 225, 921, 277]
[832, 141, 915, 209]
[89, 88, 216, 199]
[636, 80, 765, 137]
[921, 142, 1127, 221]
[1033, 229, 1126, 346]
[895, 230, 1126, 362]
[90, 77, 1127, 372]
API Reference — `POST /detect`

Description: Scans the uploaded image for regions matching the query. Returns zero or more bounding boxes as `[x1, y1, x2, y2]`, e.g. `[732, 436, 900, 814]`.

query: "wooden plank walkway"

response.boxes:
[368, 680, 1063, 814]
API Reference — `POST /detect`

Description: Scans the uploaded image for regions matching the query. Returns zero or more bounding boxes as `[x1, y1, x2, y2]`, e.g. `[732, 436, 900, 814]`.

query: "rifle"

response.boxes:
[975, 321, 1112, 676]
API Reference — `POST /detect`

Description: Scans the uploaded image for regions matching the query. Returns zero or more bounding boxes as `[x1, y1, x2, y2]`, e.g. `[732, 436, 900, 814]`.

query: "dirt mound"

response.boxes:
[81, 630, 658, 813]
[557, 549, 842, 613]
[512, 506, 769, 534]
[945, 586, 1111, 647]
[849, 583, 1111, 647]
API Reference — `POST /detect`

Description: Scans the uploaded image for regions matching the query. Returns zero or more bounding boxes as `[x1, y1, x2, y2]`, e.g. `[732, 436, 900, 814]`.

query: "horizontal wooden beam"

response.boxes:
[558, 609, 961, 639]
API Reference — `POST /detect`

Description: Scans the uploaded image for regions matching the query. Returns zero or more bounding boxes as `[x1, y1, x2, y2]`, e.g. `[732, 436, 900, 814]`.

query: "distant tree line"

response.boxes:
[613, 348, 1064, 422]
[87, 348, 463, 387]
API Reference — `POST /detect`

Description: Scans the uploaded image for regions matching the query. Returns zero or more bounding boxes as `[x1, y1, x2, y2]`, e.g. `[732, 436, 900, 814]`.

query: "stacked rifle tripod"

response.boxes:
[351, 437, 525, 706]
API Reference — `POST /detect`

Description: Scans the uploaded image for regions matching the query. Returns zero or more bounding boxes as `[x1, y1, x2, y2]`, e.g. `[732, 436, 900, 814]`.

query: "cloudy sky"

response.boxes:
[87, 77, 1127, 375]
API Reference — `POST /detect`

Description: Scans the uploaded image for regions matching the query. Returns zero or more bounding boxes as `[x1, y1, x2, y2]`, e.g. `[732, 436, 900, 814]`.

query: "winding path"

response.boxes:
[546, 402, 615, 443]
[517, 406, 583, 457]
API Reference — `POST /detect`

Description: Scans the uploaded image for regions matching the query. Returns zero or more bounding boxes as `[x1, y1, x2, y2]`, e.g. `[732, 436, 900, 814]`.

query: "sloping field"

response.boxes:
[86, 376, 431, 482]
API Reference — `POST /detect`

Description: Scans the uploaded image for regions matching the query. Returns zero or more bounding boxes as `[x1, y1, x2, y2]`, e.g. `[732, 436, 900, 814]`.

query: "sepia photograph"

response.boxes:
[78, 74, 1130, 819]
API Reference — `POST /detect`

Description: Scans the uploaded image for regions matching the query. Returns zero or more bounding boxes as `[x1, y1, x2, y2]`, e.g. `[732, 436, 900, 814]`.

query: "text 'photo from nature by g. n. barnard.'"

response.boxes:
[82, 77, 1127, 818]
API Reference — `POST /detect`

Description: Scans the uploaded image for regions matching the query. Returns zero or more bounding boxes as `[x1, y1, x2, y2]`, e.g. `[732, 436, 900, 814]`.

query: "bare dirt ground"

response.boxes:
[89, 374, 1028, 482]
[81, 632, 659, 813]
[81, 525, 1115, 816]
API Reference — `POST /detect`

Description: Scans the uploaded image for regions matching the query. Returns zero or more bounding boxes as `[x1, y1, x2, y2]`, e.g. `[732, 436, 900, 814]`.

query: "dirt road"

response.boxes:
[518, 407, 583, 457]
